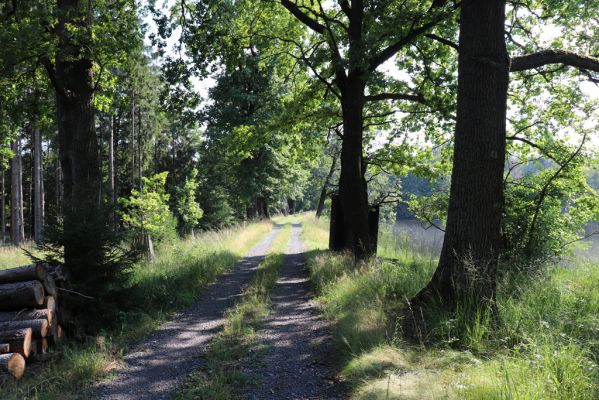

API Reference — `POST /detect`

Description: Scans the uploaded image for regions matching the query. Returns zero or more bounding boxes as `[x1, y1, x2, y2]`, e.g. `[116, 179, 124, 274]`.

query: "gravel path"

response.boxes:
[246, 223, 344, 400]
[95, 225, 282, 400]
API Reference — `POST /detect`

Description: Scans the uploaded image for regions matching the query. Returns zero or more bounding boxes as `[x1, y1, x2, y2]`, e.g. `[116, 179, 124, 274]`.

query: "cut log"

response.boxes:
[41, 274, 57, 297]
[0, 319, 48, 338]
[36, 338, 48, 354]
[0, 263, 47, 285]
[0, 328, 32, 358]
[0, 343, 8, 353]
[48, 325, 64, 346]
[29, 340, 37, 356]
[0, 353, 25, 379]
[38, 296, 57, 313]
[0, 280, 45, 310]
[0, 309, 54, 327]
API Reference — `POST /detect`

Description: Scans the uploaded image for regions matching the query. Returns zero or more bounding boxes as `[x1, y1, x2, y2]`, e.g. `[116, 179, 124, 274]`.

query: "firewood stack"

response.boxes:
[0, 263, 66, 380]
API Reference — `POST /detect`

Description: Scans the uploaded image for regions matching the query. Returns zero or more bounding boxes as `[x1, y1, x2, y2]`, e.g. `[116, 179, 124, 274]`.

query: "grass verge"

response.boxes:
[0, 220, 273, 400]
[298, 213, 598, 400]
[173, 222, 292, 400]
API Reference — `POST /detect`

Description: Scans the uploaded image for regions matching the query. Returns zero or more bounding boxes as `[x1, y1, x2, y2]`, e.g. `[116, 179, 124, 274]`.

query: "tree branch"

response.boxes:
[425, 33, 458, 50]
[365, 92, 426, 104]
[280, 0, 325, 34]
[368, 9, 454, 72]
[510, 50, 599, 73]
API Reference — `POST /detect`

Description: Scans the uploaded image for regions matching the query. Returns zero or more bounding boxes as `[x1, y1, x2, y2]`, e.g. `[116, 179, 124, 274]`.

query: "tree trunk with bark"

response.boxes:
[338, 78, 373, 258]
[256, 196, 270, 219]
[33, 126, 44, 243]
[315, 154, 337, 219]
[108, 115, 115, 206]
[406, 0, 508, 332]
[10, 137, 24, 246]
[1, 170, 5, 243]
[46, 0, 101, 274]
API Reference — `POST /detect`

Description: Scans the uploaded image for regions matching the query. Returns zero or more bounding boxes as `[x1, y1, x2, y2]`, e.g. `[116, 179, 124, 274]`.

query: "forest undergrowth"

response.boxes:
[0, 220, 272, 400]
[299, 214, 598, 400]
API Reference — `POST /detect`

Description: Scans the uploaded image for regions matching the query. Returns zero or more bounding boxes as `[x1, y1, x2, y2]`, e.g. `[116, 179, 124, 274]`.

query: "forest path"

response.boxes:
[95, 225, 282, 400]
[245, 223, 343, 400]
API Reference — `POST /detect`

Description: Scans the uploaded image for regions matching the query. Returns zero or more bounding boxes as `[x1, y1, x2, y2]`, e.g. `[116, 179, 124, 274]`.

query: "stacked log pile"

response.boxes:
[0, 263, 66, 380]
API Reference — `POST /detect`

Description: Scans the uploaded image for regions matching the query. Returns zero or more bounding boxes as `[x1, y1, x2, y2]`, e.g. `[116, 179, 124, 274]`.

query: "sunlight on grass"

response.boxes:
[0, 242, 42, 270]
[299, 217, 599, 400]
[0, 220, 273, 400]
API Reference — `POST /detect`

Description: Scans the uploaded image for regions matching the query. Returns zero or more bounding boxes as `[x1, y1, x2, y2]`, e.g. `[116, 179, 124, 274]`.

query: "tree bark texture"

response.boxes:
[409, 0, 508, 319]
[0, 328, 32, 358]
[0, 263, 48, 284]
[10, 137, 24, 246]
[33, 127, 44, 243]
[329, 194, 345, 251]
[316, 154, 337, 218]
[0, 281, 45, 310]
[49, 0, 101, 272]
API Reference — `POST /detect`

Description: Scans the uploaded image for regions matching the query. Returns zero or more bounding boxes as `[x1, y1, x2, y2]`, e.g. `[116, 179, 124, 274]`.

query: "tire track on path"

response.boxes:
[246, 223, 343, 400]
[95, 225, 282, 400]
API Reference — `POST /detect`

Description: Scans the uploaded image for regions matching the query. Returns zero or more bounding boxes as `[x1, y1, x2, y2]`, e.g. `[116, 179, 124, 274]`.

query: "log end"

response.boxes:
[0, 353, 26, 380]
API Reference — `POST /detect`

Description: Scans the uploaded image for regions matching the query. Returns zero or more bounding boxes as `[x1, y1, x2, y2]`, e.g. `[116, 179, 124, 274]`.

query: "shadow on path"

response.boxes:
[95, 225, 282, 400]
[246, 223, 344, 400]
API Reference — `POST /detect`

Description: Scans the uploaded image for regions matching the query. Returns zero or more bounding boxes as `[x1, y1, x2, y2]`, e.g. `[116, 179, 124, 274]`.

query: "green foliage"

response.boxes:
[33, 203, 136, 335]
[174, 168, 204, 234]
[119, 172, 177, 244]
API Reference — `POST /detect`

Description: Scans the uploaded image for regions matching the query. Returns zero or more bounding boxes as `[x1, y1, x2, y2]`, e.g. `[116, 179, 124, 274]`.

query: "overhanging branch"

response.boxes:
[280, 0, 325, 34]
[510, 50, 599, 73]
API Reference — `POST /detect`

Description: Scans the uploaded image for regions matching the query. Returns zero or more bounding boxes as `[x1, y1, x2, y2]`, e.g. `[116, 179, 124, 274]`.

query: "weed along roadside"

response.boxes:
[0, 221, 273, 400]
[298, 214, 599, 400]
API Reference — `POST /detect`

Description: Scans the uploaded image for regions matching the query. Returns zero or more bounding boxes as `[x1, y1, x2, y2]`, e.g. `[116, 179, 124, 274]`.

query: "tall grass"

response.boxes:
[299, 215, 598, 400]
[0, 220, 273, 400]
[0, 242, 41, 270]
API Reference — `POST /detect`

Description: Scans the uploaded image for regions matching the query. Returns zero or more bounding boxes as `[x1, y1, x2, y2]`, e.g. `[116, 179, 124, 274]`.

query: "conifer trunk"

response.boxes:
[10, 137, 24, 246]
[1, 170, 5, 243]
[33, 126, 44, 243]
[51, 0, 101, 272]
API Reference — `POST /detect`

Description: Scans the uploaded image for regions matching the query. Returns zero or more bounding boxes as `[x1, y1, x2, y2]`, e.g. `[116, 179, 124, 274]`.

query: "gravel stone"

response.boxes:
[95, 226, 282, 400]
[245, 223, 344, 400]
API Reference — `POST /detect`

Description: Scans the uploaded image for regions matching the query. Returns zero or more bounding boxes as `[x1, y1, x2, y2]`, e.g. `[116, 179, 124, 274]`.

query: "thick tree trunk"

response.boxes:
[338, 78, 373, 258]
[10, 137, 24, 246]
[407, 0, 508, 327]
[50, 0, 101, 273]
[246, 204, 257, 220]
[287, 198, 296, 214]
[315, 154, 337, 218]
[256, 196, 270, 219]
[329, 194, 345, 251]
[33, 127, 44, 243]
